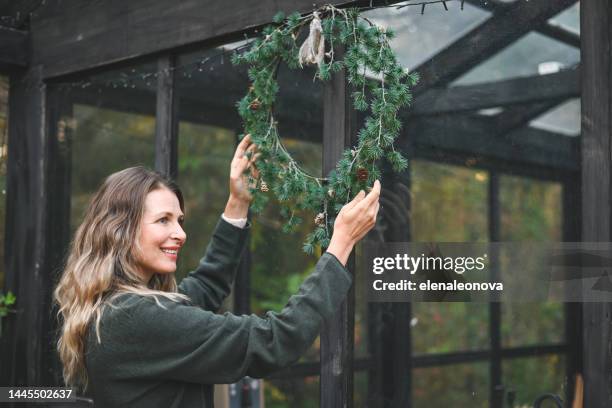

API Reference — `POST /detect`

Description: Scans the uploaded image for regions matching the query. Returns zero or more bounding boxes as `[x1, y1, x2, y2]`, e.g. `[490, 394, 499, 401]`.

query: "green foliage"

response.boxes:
[0, 291, 16, 317]
[0, 291, 16, 338]
[233, 5, 417, 253]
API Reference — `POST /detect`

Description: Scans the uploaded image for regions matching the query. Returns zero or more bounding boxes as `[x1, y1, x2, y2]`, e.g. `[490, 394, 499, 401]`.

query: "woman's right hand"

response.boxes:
[326, 180, 381, 266]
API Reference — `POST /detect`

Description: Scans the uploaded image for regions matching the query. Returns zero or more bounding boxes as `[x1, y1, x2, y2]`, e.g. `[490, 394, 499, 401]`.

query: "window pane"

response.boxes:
[176, 122, 235, 280]
[412, 160, 488, 242]
[412, 303, 488, 354]
[264, 376, 319, 408]
[364, 2, 491, 70]
[549, 3, 580, 32]
[500, 175, 564, 347]
[66, 64, 157, 232]
[500, 175, 562, 241]
[413, 363, 488, 408]
[530, 98, 580, 136]
[454, 32, 580, 86]
[502, 355, 565, 406]
[354, 371, 369, 407]
[502, 303, 564, 348]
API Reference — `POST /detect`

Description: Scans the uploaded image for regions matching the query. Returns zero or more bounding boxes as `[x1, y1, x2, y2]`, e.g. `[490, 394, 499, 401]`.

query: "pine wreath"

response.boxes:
[232, 5, 418, 254]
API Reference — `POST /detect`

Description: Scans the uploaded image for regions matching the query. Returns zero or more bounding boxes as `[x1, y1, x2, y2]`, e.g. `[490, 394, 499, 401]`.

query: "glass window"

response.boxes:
[454, 32, 580, 86]
[411, 160, 488, 242]
[365, 2, 491, 71]
[266, 376, 319, 408]
[530, 98, 580, 136]
[500, 175, 564, 348]
[549, 3, 580, 33]
[500, 175, 562, 242]
[413, 363, 489, 408]
[502, 355, 565, 405]
[58, 64, 157, 232]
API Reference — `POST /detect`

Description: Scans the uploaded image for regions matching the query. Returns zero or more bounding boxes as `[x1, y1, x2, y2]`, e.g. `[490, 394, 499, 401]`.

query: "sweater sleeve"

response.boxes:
[109, 252, 352, 385]
[178, 217, 249, 311]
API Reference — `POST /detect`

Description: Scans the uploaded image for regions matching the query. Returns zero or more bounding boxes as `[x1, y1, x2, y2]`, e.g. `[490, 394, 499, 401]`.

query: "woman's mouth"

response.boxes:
[161, 248, 178, 260]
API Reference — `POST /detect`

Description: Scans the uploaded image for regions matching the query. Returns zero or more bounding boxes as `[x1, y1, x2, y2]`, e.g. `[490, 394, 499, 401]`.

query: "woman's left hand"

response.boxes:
[228, 134, 260, 206]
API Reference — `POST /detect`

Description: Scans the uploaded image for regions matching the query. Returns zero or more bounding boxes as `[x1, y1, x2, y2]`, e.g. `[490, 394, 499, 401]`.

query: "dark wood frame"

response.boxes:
[0, 0, 605, 406]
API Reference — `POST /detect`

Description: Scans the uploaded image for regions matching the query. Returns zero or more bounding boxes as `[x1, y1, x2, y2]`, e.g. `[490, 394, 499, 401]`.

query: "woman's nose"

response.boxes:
[171, 224, 187, 242]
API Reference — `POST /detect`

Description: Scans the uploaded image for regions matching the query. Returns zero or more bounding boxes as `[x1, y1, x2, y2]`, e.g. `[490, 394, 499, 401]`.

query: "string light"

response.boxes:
[0, 0, 48, 28]
[52, 0, 466, 90]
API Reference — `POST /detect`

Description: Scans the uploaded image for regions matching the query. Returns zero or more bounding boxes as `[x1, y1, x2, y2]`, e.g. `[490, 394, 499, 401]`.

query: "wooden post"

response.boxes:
[581, 0, 612, 405]
[320, 47, 354, 408]
[155, 55, 178, 179]
[488, 172, 503, 408]
[0, 66, 53, 387]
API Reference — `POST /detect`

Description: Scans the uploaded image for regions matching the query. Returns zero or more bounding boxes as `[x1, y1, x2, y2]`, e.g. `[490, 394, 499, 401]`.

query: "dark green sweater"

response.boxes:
[85, 218, 352, 407]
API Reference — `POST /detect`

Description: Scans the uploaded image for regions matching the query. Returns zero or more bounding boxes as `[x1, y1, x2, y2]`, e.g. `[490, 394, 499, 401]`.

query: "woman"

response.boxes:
[54, 135, 380, 408]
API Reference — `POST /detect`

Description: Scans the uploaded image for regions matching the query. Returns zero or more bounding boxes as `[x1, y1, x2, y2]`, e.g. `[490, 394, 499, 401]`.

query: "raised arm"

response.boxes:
[177, 216, 249, 311]
[178, 135, 259, 310]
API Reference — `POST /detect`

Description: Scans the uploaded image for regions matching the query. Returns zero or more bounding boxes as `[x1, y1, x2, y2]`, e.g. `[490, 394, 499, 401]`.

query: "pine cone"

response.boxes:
[260, 180, 269, 192]
[357, 167, 369, 182]
[249, 99, 261, 110]
[314, 212, 325, 226]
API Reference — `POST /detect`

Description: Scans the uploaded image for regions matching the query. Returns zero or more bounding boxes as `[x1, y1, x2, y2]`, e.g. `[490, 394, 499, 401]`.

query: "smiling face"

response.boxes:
[135, 187, 186, 282]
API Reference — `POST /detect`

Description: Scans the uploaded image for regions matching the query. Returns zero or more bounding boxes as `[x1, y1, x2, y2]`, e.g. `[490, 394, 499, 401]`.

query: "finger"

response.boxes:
[245, 143, 257, 155]
[247, 151, 261, 167]
[250, 163, 261, 179]
[367, 199, 380, 218]
[233, 134, 252, 159]
[345, 190, 366, 211]
[355, 180, 381, 210]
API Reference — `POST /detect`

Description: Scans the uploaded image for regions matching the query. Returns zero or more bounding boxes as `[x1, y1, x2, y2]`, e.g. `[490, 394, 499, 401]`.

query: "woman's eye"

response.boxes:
[158, 217, 168, 224]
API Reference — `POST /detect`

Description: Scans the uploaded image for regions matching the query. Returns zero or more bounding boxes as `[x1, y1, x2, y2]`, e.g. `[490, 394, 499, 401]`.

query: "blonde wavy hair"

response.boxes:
[54, 166, 190, 390]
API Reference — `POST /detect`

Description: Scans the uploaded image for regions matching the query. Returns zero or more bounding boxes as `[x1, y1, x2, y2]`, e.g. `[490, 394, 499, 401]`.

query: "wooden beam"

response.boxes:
[0, 26, 28, 68]
[538, 21, 580, 49]
[412, 0, 577, 95]
[154, 56, 178, 179]
[30, 0, 360, 79]
[403, 114, 579, 174]
[580, 0, 612, 405]
[412, 68, 579, 116]
[320, 47, 354, 408]
[0, 66, 53, 386]
[494, 99, 567, 134]
[465, 0, 580, 49]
